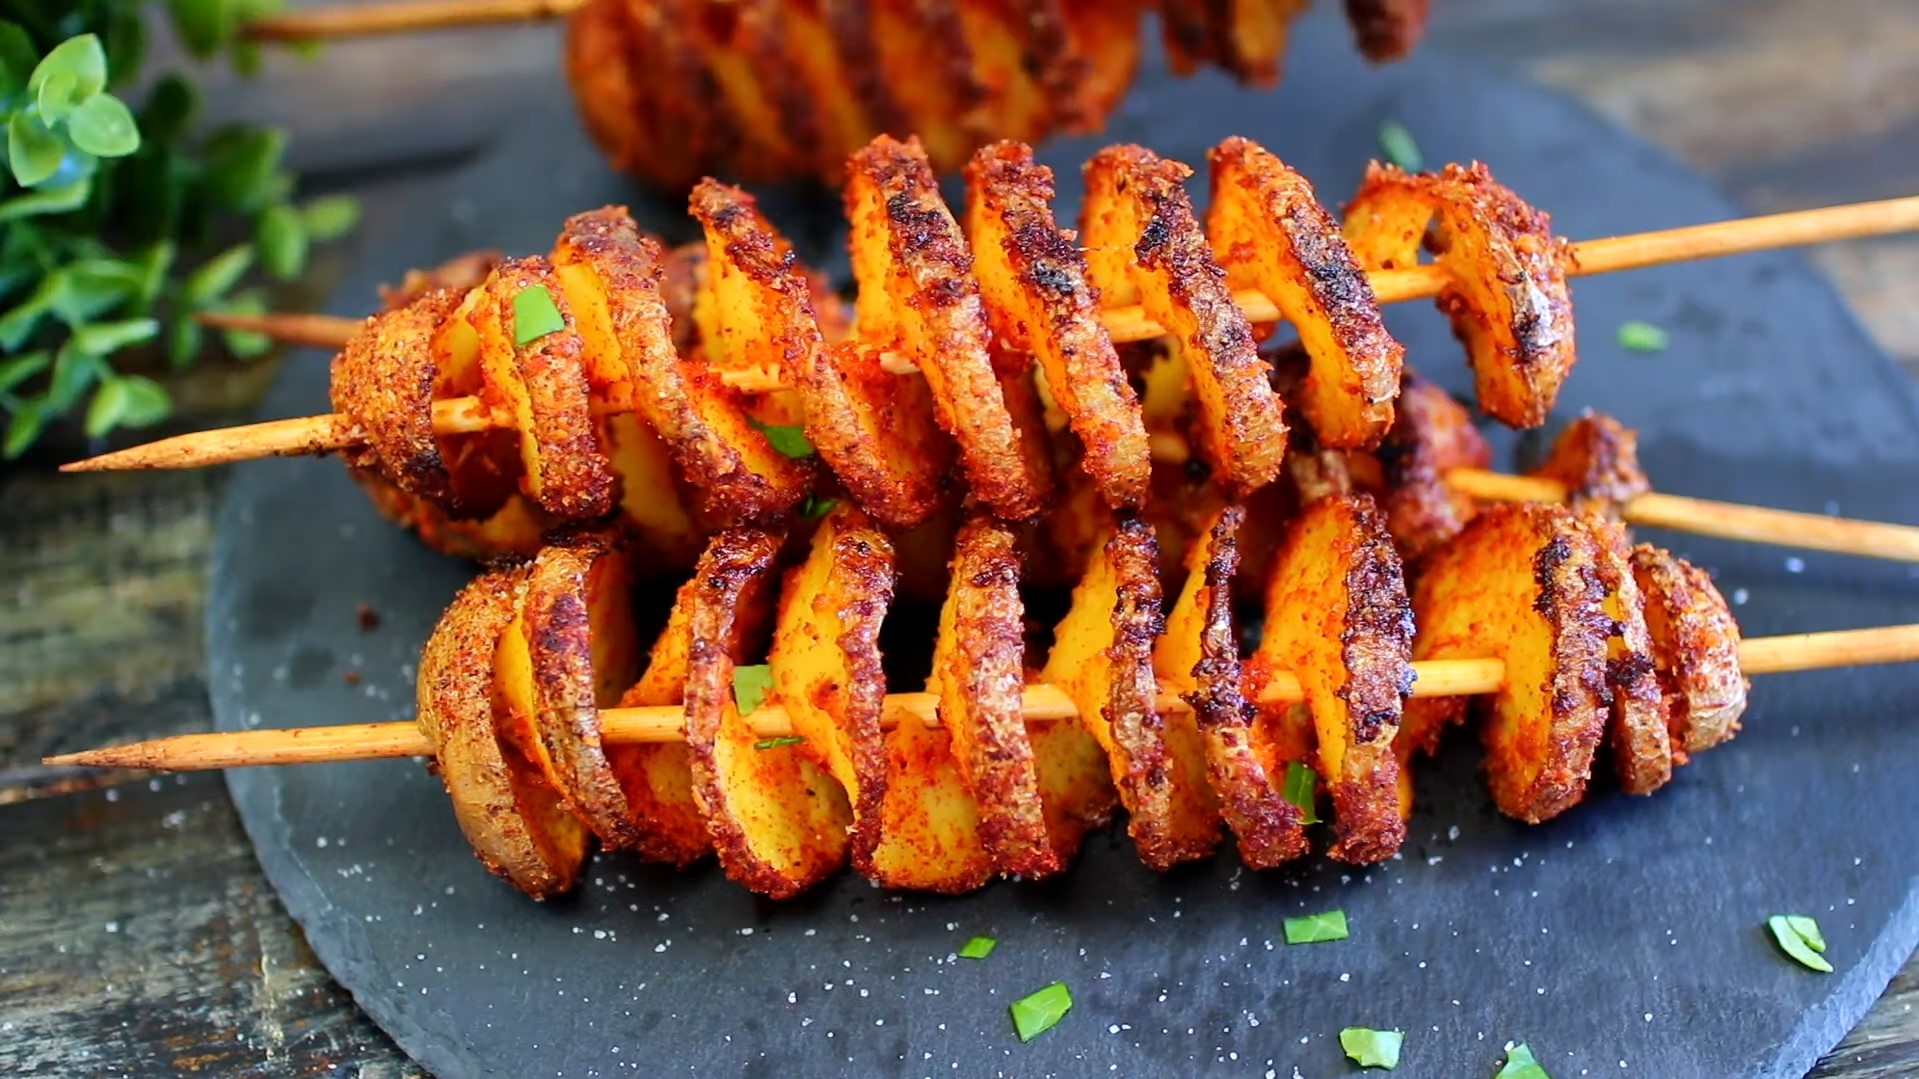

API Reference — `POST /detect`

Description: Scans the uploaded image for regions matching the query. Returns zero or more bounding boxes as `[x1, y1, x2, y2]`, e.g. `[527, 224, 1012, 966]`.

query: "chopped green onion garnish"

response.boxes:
[733, 663, 774, 716]
[800, 494, 838, 521]
[749, 416, 815, 459]
[1616, 320, 1669, 353]
[1377, 120, 1422, 172]
[1009, 981, 1072, 1042]
[1495, 1042, 1553, 1079]
[753, 735, 805, 751]
[1283, 760, 1321, 824]
[1767, 914, 1833, 973]
[512, 284, 566, 346]
[957, 936, 997, 960]
[1283, 909, 1349, 945]
[1339, 1026, 1403, 1070]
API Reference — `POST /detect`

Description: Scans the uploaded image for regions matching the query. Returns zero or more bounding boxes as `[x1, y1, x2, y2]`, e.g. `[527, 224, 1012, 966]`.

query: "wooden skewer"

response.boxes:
[40, 624, 1919, 773]
[242, 0, 586, 41]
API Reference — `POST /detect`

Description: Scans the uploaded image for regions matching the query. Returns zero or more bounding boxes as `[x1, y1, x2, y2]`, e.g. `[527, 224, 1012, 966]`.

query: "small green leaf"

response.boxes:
[1339, 1027, 1403, 1070]
[1767, 914, 1834, 973]
[115, 376, 171, 428]
[66, 94, 141, 157]
[255, 203, 307, 280]
[512, 283, 565, 346]
[166, 0, 241, 57]
[85, 377, 129, 438]
[183, 245, 253, 307]
[8, 112, 67, 187]
[1616, 320, 1669, 353]
[4, 400, 46, 459]
[55, 263, 137, 324]
[0, 351, 50, 395]
[168, 317, 204, 368]
[105, 6, 149, 87]
[0, 271, 63, 349]
[1009, 982, 1072, 1042]
[72, 318, 159, 357]
[1282, 760, 1321, 825]
[733, 663, 775, 716]
[0, 176, 91, 222]
[140, 75, 199, 145]
[29, 35, 108, 104]
[298, 194, 361, 241]
[132, 243, 177, 308]
[36, 70, 80, 123]
[957, 936, 997, 960]
[1282, 909, 1349, 945]
[1377, 120, 1423, 172]
[202, 126, 288, 212]
[753, 735, 805, 751]
[0, 23, 37, 96]
[1494, 1042, 1553, 1079]
[49, 343, 109, 409]
[748, 416, 816, 459]
[799, 494, 837, 521]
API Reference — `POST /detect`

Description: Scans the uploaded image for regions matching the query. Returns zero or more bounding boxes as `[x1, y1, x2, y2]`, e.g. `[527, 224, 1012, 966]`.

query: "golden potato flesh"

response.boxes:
[1376, 371, 1491, 563]
[1530, 410, 1652, 519]
[681, 529, 851, 898]
[608, 575, 713, 867]
[1252, 494, 1413, 863]
[868, 706, 996, 893]
[1208, 137, 1403, 448]
[768, 505, 895, 873]
[600, 412, 704, 573]
[1586, 518, 1672, 795]
[416, 567, 589, 900]
[1399, 504, 1612, 823]
[965, 141, 1151, 509]
[846, 136, 1053, 520]
[468, 257, 616, 520]
[798, 340, 952, 530]
[350, 471, 552, 564]
[1157, 505, 1307, 868]
[1042, 516, 1220, 869]
[1159, 0, 1310, 85]
[429, 287, 524, 520]
[1630, 544, 1747, 761]
[930, 514, 1070, 878]
[1081, 145, 1288, 495]
[1344, 163, 1576, 429]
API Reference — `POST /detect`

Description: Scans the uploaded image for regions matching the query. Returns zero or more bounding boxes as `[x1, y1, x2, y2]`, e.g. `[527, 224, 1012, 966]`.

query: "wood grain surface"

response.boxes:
[1, 1, 1914, 1074]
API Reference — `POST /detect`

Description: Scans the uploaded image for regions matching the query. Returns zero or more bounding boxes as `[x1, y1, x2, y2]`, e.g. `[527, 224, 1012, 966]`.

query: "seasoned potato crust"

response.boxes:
[332, 289, 462, 504]
[1377, 371, 1491, 563]
[1584, 518, 1672, 795]
[1630, 545, 1747, 761]
[1531, 410, 1652, 519]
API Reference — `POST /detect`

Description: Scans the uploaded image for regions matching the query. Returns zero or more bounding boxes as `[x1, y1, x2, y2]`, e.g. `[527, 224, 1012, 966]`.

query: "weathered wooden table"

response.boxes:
[2, 1, 1914, 1074]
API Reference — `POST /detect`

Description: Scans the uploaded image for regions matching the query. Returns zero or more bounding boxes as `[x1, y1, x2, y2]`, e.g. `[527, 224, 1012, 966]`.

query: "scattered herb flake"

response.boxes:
[1377, 120, 1422, 172]
[958, 936, 997, 960]
[1283, 909, 1350, 945]
[800, 493, 838, 521]
[512, 284, 565, 346]
[1010, 981, 1072, 1042]
[753, 735, 805, 751]
[1283, 760, 1321, 824]
[1340, 1026, 1403, 1070]
[1768, 914, 1834, 973]
[749, 416, 815, 459]
[732, 663, 775, 716]
[1495, 1042, 1553, 1079]
[1616, 319, 1669, 353]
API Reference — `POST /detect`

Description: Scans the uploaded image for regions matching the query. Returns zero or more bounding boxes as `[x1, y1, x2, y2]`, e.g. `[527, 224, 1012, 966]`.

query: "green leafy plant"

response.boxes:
[0, 2, 358, 458]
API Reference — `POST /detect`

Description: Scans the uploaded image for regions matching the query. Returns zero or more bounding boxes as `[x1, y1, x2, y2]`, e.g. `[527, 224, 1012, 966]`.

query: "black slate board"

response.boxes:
[208, 11, 1919, 1078]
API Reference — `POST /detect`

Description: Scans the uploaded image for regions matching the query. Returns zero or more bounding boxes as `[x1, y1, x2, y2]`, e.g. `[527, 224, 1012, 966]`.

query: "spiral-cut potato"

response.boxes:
[1586, 518, 1672, 795]
[1375, 370, 1491, 563]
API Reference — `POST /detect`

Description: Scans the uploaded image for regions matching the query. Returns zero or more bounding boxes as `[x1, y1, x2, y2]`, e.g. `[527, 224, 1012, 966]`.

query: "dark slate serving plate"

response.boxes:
[207, 11, 1919, 1078]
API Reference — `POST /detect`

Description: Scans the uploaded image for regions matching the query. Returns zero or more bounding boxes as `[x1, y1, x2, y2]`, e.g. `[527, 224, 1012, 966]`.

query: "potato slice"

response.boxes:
[1586, 519, 1672, 795]
[952, 5, 1052, 146]
[1082, 145, 1287, 494]
[1251, 494, 1413, 862]
[930, 514, 1079, 877]
[805, 340, 954, 529]
[428, 286, 523, 520]
[600, 412, 705, 572]
[868, 705, 997, 892]
[1042, 516, 1220, 868]
[1630, 545, 1748, 761]
[682, 529, 852, 897]
[966, 141, 1151, 509]
[768, 505, 895, 871]
[847, 136, 1053, 520]
[1060, 0, 1142, 125]
[1159, 0, 1310, 84]
[1157, 505, 1306, 868]
[778, 0, 895, 168]
[607, 575, 712, 867]
[1377, 371, 1491, 563]
[351, 474, 551, 563]
[1530, 410, 1652, 519]
[416, 567, 589, 899]
[685, 0, 815, 181]
[332, 288, 462, 504]
[1345, 0, 1431, 62]
[1399, 504, 1612, 822]
[1208, 137, 1403, 448]
[867, 2, 986, 172]
[1344, 163, 1576, 428]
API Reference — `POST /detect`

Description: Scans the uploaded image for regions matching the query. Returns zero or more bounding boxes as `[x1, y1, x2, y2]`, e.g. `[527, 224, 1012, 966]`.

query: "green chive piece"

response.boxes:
[512, 284, 565, 346]
[800, 494, 838, 521]
[1494, 1042, 1553, 1079]
[1282, 909, 1349, 945]
[1283, 760, 1321, 824]
[1768, 914, 1834, 973]
[957, 936, 997, 960]
[1377, 120, 1423, 172]
[1010, 981, 1072, 1042]
[732, 663, 775, 716]
[749, 416, 815, 459]
[1339, 1027, 1403, 1070]
[753, 735, 805, 751]
[1616, 319, 1669, 353]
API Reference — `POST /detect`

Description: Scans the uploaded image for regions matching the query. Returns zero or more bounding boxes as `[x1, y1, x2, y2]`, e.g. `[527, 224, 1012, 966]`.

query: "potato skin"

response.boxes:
[1376, 371, 1491, 564]
[332, 289, 462, 504]
[1630, 544, 1747, 761]
[1531, 410, 1652, 519]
